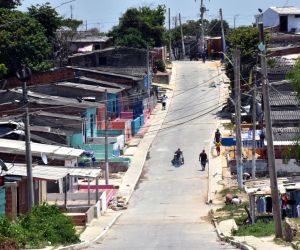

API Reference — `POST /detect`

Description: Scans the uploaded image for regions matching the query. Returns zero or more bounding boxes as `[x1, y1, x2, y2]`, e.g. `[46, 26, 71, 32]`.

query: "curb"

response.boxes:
[212, 219, 254, 250]
[59, 212, 123, 250]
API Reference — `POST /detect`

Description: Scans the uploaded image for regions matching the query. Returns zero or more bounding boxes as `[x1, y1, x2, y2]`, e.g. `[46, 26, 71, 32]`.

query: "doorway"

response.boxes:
[280, 15, 288, 32]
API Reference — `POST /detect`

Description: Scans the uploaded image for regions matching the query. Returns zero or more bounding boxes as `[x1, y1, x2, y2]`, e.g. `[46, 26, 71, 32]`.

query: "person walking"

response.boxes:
[215, 141, 221, 156]
[199, 149, 208, 171]
[161, 94, 168, 110]
[214, 128, 221, 143]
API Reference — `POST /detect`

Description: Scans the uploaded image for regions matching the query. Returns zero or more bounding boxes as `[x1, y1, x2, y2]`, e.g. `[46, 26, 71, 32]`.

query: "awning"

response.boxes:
[5, 164, 101, 181]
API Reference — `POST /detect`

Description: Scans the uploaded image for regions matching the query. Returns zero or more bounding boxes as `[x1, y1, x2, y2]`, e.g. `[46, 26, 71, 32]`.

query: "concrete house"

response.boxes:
[257, 6, 300, 33]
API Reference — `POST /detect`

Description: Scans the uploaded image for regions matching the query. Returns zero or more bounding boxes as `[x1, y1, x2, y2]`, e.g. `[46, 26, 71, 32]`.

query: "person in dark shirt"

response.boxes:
[215, 128, 221, 143]
[199, 149, 208, 170]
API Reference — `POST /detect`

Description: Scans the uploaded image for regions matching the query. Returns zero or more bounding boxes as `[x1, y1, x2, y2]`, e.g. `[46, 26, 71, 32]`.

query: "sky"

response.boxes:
[19, 0, 300, 32]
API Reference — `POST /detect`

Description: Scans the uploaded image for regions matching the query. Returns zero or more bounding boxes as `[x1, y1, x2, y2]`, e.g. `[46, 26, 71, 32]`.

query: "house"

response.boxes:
[256, 6, 300, 33]
[68, 31, 112, 53]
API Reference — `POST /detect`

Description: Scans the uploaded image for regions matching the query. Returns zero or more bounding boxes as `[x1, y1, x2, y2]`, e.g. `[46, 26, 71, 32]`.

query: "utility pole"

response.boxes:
[168, 8, 172, 61]
[16, 66, 34, 210]
[147, 45, 151, 110]
[70, 5, 73, 19]
[104, 89, 109, 185]
[220, 9, 226, 55]
[200, 0, 205, 52]
[258, 22, 283, 238]
[179, 13, 185, 59]
[234, 48, 243, 188]
[234, 15, 239, 30]
[86, 20, 88, 31]
[252, 71, 256, 179]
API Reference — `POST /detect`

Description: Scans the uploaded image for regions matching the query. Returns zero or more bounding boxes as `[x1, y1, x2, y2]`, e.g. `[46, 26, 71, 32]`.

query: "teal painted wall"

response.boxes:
[97, 130, 123, 137]
[70, 133, 83, 148]
[0, 187, 5, 217]
[83, 144, 114, 160]
[86, 107, 97, 138]
[131, 117, 141, 135]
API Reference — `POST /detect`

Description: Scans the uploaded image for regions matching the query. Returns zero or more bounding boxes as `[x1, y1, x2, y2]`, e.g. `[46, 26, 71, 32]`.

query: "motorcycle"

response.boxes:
[171, 153, 184, 167]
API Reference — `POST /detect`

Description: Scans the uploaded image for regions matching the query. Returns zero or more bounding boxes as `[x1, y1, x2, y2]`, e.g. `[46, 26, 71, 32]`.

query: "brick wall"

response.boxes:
[2, 68, 74, 90]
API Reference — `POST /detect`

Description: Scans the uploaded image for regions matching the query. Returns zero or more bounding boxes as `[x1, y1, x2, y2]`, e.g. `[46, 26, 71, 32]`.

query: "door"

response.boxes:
[280, 15, 288, 32]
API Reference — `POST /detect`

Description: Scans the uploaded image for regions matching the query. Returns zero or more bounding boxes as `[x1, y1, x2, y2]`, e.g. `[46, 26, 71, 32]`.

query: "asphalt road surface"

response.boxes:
[89, 61, 234, 250]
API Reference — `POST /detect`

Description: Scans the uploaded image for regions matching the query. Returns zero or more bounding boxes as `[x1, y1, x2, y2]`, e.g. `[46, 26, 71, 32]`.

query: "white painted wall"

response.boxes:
[288, 15, 300, 32]
[262, 8, 280, 27]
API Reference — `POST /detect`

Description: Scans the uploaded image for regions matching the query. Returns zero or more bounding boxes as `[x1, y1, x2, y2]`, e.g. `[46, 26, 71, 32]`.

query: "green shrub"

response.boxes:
[19, 203, 80, 248]
[0, 204, 80, 249]
[154, 60, 166, 72]
[232, 219, 275, 237]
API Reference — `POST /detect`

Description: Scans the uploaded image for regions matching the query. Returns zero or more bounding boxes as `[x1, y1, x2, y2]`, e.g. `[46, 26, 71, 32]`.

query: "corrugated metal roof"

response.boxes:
[0, 139, 84, 159]
[5, 164, 101, 180]
[270, 6, 300, 15]
[57, 82, 123, 94]
[271, 110, 300, 121]
[269, 91, 299, 106]
[272, 127, 300, 142]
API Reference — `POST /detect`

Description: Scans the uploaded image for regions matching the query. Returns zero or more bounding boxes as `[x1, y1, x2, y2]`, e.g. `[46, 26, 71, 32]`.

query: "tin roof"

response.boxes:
[57, 82, 123, 94]
[271, 110, 300, 121]
[270, 6, 300, 15]
[269, 91, 299, 106]
[0, 139, 84, 160]
[5, 163, 101, 180]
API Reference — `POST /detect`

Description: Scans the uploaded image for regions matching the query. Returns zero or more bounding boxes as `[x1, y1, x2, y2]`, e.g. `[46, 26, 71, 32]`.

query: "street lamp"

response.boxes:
[16, 65, 34, 210]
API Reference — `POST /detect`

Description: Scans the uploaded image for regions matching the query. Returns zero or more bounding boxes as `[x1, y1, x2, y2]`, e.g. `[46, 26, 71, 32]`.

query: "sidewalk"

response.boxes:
[56, 65, 177, 250]
[207, 66, 293, 250]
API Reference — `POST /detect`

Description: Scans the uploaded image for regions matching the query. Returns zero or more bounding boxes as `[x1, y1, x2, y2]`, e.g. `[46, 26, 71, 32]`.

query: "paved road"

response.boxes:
[90, 61, 234, 249]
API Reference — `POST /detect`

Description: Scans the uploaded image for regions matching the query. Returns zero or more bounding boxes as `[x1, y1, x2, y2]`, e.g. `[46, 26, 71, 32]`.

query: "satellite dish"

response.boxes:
[41, 153, 48, 165]
[0, 159, 8, 172]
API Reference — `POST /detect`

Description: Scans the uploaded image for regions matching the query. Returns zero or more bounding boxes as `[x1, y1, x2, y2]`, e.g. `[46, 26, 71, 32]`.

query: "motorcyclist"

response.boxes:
[174, 148, 184, 164]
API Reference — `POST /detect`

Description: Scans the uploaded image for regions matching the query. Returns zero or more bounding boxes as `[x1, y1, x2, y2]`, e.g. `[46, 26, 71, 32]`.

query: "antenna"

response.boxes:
[70, 5, 73, 19]
[41, 153, 48, 165]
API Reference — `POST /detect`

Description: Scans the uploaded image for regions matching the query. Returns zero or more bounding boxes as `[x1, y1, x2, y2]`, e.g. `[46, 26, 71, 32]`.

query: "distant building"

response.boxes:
[256, 6, 300, 33]
[68, 32, 112, 53]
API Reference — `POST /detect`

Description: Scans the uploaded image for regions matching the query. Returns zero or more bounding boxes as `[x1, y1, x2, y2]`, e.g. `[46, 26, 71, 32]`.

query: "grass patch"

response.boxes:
[232, 220, 275, 237]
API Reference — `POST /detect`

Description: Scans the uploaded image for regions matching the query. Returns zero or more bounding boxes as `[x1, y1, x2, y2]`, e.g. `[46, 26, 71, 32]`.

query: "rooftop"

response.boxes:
[271, 110, 300, 121]
[71, 36, 111, 43]
[270, 6, 300, 15]
[5, 163, 101, 180]
[272, 127, 300, 142]
[0, 139, 84, 160]
[56, 81, 123, 94]
[269, 91, 299, 106]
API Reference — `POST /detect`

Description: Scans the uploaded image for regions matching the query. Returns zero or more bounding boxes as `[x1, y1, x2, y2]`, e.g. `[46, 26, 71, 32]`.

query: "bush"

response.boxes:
[19, 203, 80, 248]
[232, 219, 275, 237]
[0, 204, 80, 249]
[154, 60, 166, 72]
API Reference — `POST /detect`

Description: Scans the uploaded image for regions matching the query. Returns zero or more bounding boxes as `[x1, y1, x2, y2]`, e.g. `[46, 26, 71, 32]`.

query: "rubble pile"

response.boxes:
[109, 196, 128, 211]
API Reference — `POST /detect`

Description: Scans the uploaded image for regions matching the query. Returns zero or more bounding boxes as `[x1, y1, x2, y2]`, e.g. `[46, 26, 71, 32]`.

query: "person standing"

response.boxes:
[199, 149, 208, 171]
[161, 94, 168, 110]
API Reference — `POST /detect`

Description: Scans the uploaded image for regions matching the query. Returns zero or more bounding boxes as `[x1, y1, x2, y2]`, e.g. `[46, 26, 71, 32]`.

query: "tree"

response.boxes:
[0, 9, 51, 76]
[208, 19, 229, 37]
[108, 5, 166, 48]
[28, 3, 62, 42]
[224, 26, 263, 87]
[0, 0, 21, 9]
